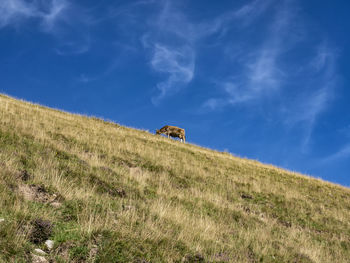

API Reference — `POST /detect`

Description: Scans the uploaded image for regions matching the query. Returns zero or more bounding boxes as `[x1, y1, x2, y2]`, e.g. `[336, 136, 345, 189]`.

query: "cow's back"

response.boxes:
[168, 126, 183, 133]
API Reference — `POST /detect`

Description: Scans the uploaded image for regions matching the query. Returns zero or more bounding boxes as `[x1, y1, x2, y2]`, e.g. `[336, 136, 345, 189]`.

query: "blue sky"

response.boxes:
[1, 0, 350, 186]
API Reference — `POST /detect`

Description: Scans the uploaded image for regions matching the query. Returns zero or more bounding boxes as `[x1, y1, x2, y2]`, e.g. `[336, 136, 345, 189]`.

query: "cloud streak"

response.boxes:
[122, 0, 277, 105]
[150, 44, 195, 104]
[233, 0, 273, 26]
[0, 0, 93, 56]
[40, 0, 68, 31]
[142, 0, 241, 104]
[0, 0, 37, 27]
[323, 144, 350, 163]
[204, 0, 294, 109]
[286, 43, 338, 148]
[201, 0, 339, 148]
[140, 0, 197, 104]
[0, 0, 69, 31]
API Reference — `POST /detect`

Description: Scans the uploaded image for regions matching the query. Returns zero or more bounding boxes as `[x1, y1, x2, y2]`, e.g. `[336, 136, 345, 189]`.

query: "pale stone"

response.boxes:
[0, 218, 4, 223]
[34, 248, 47, 256]
[45, 240, 54, 250]
[31, 254, 48, 263]
[50, 201, 62, 208]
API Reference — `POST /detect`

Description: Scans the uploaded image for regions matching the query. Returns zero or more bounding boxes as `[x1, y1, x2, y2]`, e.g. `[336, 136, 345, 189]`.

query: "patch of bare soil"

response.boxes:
[88, 234, 102, 262]
[88, 174, 127, 198]
[29, 219, 53, 244]
[185, 253, 205, 262]
[18, 170, 31, 181]
[240, 193, 253, 200]
[129, 167, 143, 177]
[213, 252, 231, 262]
[18, 184, 64, 207]
[293, 253, 315, 263]
[53, 241, 74, 262]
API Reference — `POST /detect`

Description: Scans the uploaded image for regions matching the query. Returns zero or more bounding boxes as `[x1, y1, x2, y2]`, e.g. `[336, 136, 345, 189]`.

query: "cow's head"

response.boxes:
[155, 129, 161, 135]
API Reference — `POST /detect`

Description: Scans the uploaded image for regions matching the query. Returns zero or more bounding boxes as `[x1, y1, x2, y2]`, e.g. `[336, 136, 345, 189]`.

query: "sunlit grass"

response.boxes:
[0, 93, 350, 262]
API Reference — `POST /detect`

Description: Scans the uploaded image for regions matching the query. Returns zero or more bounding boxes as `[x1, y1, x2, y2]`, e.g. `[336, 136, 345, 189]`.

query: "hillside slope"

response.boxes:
[0, 94, 350, 263]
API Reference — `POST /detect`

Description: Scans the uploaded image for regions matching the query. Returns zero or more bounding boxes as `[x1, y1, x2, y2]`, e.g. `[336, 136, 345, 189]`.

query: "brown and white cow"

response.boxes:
[156, 125, 186, 143]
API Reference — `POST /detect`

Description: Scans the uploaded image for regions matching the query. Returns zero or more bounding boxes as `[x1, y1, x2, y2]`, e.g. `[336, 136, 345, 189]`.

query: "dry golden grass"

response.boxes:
[0, 93, 350, 262]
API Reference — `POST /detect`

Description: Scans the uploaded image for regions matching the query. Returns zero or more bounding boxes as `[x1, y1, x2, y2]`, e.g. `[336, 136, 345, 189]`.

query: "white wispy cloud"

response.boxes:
[202, 98, 225, 111]
[112, 0, 273, 105]
[338, 124, 350, 138]
[141, 0, 197, 104]
[54, 34, 90, 56]
[233, 0, 273, 26]
[0, 0, 36, 27]
[310, 44, 337, 77]
[287, 44, 337, 124]
[40, 0, 68, 31]
[286, 43, 338, 148]
[245, 48, 283, 96]
[0, 0, 92, 56]
[323, 144, 350, 163]
[200, 0, 340, 149]
[77, 59, 122, 83]
[142, 0, 247, 104]
[298, 87, 330, 149]
[0, 0, 69, 31]
[150, 44, 195, 104]
[54, 42, 89, 56]
[203, 0, 291, 109]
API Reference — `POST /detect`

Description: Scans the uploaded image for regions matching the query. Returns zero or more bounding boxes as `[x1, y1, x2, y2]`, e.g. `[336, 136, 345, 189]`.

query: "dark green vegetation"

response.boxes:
[0, 94, 350, 262]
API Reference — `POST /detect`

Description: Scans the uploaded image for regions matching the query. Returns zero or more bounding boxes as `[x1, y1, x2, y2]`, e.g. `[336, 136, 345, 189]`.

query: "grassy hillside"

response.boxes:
[0, 94, 350, 263]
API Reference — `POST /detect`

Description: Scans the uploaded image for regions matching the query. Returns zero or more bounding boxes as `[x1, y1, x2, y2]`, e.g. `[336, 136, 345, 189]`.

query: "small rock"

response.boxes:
[45, 240, 54, 250]
[0, 218, 4, 223]
[31, 254, 48, 263]
[34, 248, 47, 255]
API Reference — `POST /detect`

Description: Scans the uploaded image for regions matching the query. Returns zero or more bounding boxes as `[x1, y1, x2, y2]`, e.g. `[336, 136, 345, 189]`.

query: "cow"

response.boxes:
[156, 125, 186, 143]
